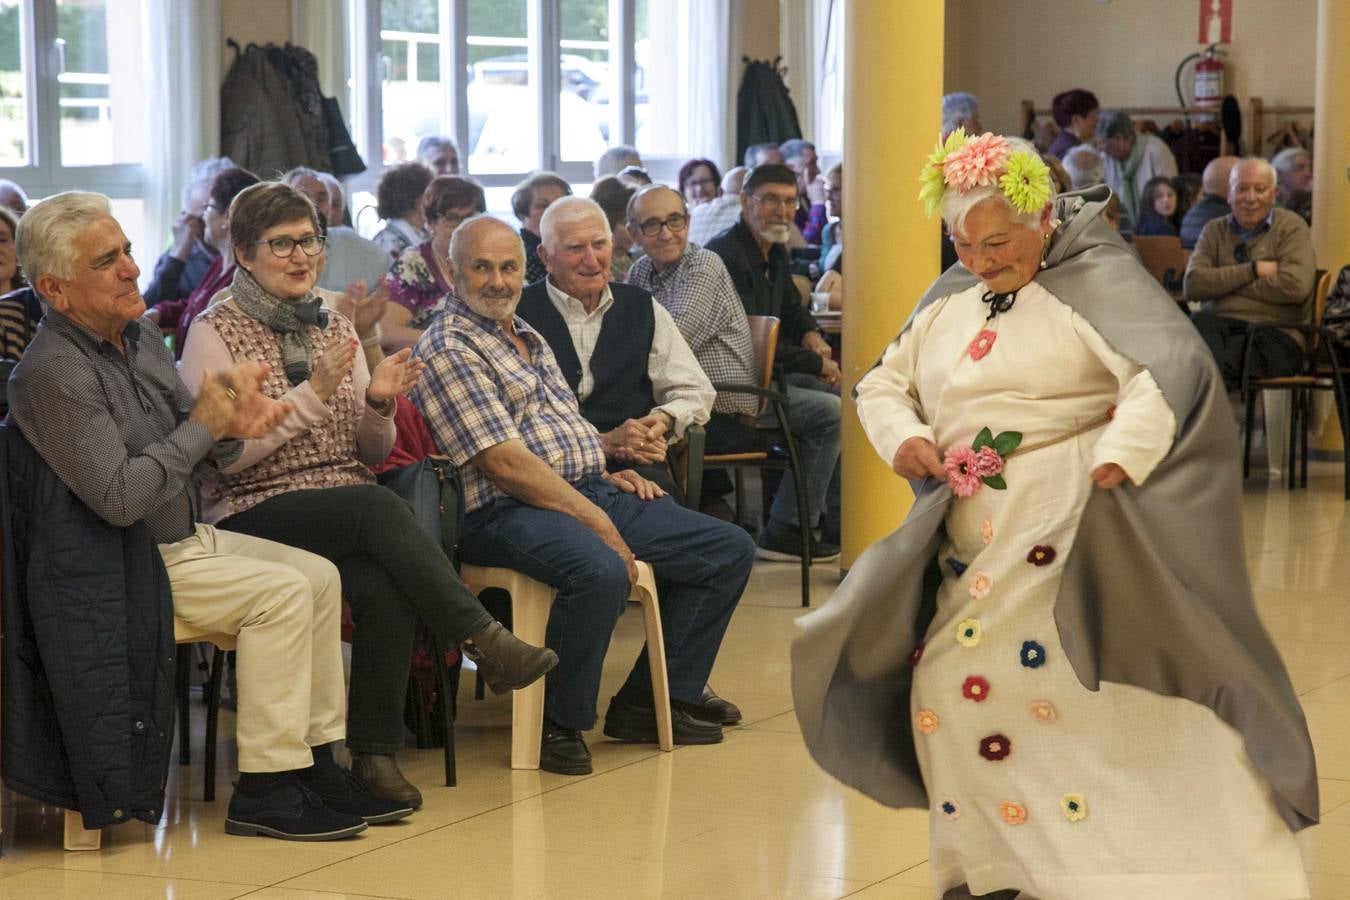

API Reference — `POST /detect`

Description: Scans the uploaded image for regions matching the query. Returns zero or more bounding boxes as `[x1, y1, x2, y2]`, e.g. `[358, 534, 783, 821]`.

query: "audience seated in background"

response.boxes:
[0, 178, 29, 217]
[594, 144, 642, 181]
[819, 162, 844, 281]
[1135, 176, 1180, 237]
[511, 171, 572, 285]
[284, 167, 390, 298]
[1272, 147, 1313, 223]
[940, 91, 982, 139]
[517, 195, 712, 494]
[8, 190, 401, 842]
[1062, 144, 1104, 190]
[0, 205, 37, 360]
[688, 166, 746, 246]
[416, 136, 460, 176]
[705, 164, 842, 559]
[1048, 88, 1100, 160]
[178, 182, 555, 812]
[1173, 172, 1203, 220]
[616, 165, 652, 188]
[743, 143, 784, 168]
[780, 138, 827, 244]
[143, 156, 233, 306]
[150, 166, 260, 357]
[678, 158, 722, 208]
[410, 215, 754, 776]
[1042, 154, 1072, 196]
[588, 176, 638, 280]
[371, 162, 433, 260]
[1097, 109, 1179, 228]
[1324, 163, 1350, 367]
[1184, 158, 1316, 391]
[1180, 155, 1239, 249]
[384, 175, 486, 347]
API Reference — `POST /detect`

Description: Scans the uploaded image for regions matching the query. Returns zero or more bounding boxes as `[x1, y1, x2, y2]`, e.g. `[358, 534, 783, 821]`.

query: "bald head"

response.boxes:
[1201, 156, 1240, 197]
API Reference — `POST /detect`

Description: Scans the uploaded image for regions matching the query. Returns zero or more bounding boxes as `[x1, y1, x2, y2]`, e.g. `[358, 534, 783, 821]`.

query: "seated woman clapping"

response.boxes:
[179, 182, 557, 809]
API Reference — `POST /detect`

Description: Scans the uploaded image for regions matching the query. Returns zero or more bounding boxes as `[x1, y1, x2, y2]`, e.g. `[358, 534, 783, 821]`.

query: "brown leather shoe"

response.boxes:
[350, 752, 422, 810]
[695, 684, 742, 725]
[463, 621, 559, 695]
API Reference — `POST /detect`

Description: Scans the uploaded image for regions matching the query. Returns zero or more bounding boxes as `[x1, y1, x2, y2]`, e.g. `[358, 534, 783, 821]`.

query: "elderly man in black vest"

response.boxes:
[517, 196, 715, 495]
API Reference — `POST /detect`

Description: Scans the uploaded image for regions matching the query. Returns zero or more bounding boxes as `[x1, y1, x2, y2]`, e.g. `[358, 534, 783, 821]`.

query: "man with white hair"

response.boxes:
[143, 156, 233, 305]
[411, 215, 754, 776]
[8, 192, 407, 840]
[593, 144, 641, 181]
[1061, 145, 1104, 190]
[941, 91, 981, 139]
[1271, 147, 1313, 223]
[416, 135, 460, 176]
[1183, 157, 1316, 390]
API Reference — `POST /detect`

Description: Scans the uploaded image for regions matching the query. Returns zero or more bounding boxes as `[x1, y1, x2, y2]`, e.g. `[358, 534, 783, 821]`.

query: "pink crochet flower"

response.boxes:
[980, 519, 994, 545]
[973, 446, 1004, 478]
[968, 329, 997, 360]
[969, 571, 993, 599]
[943, 445, 983, 498]
[942, 132, 1010, 194]
[1030, 700, 1057, 723]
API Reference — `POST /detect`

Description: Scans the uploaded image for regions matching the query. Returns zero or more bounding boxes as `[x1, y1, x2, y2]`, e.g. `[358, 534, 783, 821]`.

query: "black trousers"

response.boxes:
[699, 412, 778, 506]
[1191, 311, 1301, 392]
[221, 483, 493, 754]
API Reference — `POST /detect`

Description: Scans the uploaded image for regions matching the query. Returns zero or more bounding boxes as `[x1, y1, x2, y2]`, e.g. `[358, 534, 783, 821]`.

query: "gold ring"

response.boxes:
[223, 385, 238, 402]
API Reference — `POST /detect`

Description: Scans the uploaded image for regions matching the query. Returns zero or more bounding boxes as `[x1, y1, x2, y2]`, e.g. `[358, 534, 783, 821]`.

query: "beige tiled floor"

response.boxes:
[1, 462, 1348, 899]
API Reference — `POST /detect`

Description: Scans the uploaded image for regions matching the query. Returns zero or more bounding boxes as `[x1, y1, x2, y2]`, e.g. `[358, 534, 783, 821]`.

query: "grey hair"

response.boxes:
[17, 191, 113, 295]
[940, 137, 1056, 235]
[593, 145, 641, 180]
[182, 156, 235, 207]
[540, 196, 608, 251]
[626, 184, 685, 225]
[1230, 156, 1277, 189]
[941, 92, 980, 133]
[1062, 145, 1104, 189]
[417, 135, 458, 159]
[1095, 109, 1134, 141]
[1270, 147, 1310, 176]
[447, 214, 523, 278]
[779, 138, 816, 163]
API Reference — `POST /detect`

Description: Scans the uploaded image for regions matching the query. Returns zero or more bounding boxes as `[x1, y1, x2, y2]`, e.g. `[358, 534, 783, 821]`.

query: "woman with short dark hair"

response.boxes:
[677, 158, 722, 208]
[372, 162, 434, 260]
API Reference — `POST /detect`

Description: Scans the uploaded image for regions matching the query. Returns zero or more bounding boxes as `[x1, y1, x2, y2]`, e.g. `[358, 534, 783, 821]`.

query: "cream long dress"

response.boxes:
[856, 281, 1308, 900]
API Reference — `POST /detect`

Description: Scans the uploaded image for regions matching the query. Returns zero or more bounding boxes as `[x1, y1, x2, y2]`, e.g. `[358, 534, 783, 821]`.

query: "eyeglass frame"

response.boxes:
[746, 191, 800, 213]
[252, 234, 327, 258]
[633, 213, 690, 237]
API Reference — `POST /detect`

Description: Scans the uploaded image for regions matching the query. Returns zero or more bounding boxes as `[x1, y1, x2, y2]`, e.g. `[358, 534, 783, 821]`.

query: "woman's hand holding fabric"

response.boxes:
[368, 347, 426, 404]
[310, 337, 357, 402]
[1091, 462, 1129, 489]
[892, 436, 946, 481]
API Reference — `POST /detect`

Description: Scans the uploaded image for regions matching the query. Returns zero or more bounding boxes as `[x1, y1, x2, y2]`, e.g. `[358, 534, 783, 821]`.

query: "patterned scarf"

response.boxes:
[229, 266, 329, 385]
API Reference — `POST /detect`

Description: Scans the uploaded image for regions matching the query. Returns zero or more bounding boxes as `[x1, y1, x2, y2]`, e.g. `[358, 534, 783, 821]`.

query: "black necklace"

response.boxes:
[981, 289, 1018, 321]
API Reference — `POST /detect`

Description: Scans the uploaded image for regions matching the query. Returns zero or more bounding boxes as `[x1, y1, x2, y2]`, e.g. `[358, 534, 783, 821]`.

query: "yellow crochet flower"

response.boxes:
[955, 617, 982, 648]
[918, 128, 968, 217]
[1061, 793, 1088, 822]
[999, 150, 1052, 214]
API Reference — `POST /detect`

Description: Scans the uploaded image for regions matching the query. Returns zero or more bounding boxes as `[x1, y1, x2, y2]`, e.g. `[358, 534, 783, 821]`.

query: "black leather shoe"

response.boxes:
[602, 696, 723, 745]
[541, 721, 592, 775]
[225, 774, 368, 841]
[695, 684, 742, 726]
[300, 762, 415, 824]
[463, 621, 559, 695]
[350, 752, 423, 810]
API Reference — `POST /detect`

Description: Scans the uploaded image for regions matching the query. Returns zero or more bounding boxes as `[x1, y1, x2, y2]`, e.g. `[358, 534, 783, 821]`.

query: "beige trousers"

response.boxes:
[158, 524, 346, 772]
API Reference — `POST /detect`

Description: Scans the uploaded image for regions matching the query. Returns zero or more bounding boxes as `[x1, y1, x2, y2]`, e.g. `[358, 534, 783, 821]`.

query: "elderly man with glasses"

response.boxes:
[705, 164, 841, 561]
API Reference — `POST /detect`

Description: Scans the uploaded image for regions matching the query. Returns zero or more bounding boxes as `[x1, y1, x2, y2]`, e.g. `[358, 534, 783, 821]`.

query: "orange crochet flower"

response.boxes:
[999, 800, 1028, 825]
[1029, 701, 1057, 723]
[915, 709, 940, 735]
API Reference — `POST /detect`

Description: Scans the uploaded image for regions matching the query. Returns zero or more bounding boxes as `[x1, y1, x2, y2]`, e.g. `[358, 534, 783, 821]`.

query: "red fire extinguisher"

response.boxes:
[1193, 44, 1226, 121]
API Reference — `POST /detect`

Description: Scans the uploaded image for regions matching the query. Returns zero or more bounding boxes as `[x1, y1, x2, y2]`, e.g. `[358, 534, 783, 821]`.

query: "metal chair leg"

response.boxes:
[176, 643, 191, 765]
[1242, 386, 1257, 479]
[204, 646, 225, 802]
[430, 634, 457, 787]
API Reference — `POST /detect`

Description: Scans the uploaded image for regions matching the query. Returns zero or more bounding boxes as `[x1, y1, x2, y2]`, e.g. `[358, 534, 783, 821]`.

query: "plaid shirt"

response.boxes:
[627, 244, 759, 416]
[412, 294, 606, 512]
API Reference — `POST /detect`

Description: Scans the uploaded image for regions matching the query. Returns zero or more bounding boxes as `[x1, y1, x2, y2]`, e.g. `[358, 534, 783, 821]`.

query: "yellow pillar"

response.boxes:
[1313, 0, 1348, 452]
[840, 1, 944, 569]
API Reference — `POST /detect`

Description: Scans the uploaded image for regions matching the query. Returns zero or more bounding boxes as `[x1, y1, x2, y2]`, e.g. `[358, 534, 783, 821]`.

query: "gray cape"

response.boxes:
[791, 185, 1318, 832]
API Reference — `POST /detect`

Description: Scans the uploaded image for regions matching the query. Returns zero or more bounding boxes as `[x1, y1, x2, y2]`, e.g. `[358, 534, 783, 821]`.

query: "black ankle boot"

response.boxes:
[463, 621, 558, 695]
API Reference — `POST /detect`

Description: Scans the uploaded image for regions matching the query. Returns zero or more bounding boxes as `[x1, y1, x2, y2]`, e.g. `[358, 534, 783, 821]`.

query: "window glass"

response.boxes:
[56, 0, 144, 167]
[0, 0, 28, 166]
[557, 0, 608, 163]
[380, 0, 441, 164]
[466, 0, 533, 174]
[633, 0, 688, 158]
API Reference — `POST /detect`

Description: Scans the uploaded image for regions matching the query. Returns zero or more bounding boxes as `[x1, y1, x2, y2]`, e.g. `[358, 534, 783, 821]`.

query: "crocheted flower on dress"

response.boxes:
[979, 734, 1012, 761]
[1061, 793, 1088, 822]
[1029, 701, 1057, 723]
[1020, 640, 1047, 669]
[962, 675, 991, 703]
[916, 709, 940, 734]
[969, 571, 993, 600]
[939, 798, 961, 820]
[908, 641, 926, 667]
[968, 329, 997, 361]
[956, 618, 982, 648]
[999, 800, 1028, 825]
[1027, 545, 1057, 566]
[980, 519, 994, 545]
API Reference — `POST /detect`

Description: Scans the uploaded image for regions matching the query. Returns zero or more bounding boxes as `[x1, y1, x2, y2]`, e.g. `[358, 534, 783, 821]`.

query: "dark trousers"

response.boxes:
[220, 483, 493, 754]
[1192, 311, 1301, 391]
[700, 412, 777, 504]
[458, 475, 755, 731]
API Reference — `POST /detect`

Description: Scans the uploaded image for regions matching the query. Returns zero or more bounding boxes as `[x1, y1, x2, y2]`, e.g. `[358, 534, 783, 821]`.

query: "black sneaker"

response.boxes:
[300, 762, 415, 824]
[755, 522, 840, 562]
[603, 695, 723, 745]
[225, 774, 368, 841]
[541, 721, 592, 775]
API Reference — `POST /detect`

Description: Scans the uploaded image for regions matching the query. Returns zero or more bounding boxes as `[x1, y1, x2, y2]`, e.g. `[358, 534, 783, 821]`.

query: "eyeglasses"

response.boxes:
[254, 234, 326, 258]
[635, 213, 689, 237]
[686, 177, 717, 190]
[749, 193, 800, 213]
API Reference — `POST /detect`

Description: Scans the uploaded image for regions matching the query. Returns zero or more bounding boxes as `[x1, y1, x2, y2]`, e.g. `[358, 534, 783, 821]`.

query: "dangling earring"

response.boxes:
[1039, 232, 1052, 269]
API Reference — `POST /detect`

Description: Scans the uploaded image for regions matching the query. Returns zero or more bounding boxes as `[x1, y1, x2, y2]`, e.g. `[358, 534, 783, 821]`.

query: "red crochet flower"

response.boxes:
[908, 641, 926, 667]
[979, 733, 1012, 761]
[1027, 545, 1057, 566]
[968, 329, 997, 360]
[962, 675, 991, 702]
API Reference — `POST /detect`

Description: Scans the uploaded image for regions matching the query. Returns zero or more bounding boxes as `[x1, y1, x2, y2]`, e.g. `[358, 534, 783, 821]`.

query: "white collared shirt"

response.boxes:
[543, 278, 714, 438]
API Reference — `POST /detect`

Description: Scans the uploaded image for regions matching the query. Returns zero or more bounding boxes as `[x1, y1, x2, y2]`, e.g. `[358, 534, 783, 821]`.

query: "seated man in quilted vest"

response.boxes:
[412, 214, 756, 776]
[8, 192, 406, 842]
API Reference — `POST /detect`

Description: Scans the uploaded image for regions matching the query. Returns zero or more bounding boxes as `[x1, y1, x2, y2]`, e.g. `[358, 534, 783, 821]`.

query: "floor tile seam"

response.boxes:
[15, 863, 263, 890]
[837, 859, 932, 897]
[231, 885, 411, 900]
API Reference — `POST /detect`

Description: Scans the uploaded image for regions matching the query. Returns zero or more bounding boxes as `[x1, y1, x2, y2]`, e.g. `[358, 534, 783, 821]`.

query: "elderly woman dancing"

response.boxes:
[792, 133, 1315, 899]
[180, 182, 557, 810]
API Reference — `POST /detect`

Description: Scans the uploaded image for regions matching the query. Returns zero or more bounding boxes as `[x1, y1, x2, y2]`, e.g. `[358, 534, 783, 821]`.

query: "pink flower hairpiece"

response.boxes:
[916, 130, 1052, 218]
[942, 132, 1010, 194]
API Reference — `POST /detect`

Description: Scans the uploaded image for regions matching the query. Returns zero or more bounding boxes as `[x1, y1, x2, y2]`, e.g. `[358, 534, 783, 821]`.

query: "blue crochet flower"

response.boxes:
[1020, 640, 1047, 669]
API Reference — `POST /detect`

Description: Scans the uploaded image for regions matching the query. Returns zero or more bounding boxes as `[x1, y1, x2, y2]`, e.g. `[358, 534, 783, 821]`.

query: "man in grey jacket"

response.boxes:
[1183, 157, 1316, 390]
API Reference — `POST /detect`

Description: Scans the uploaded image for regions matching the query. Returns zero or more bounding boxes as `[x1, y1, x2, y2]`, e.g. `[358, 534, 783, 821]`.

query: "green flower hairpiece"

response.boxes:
[918, 128, 968, 218]
[998, 150, 1052, 215]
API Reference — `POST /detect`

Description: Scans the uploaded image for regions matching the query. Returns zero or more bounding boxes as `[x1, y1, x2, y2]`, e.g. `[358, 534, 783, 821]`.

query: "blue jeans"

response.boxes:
[459, 476, 755, 730]
[762, 372, 841, 533]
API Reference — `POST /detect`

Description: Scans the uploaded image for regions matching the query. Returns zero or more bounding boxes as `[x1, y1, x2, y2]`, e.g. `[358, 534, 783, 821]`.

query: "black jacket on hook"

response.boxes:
[736, 56, 803, 164]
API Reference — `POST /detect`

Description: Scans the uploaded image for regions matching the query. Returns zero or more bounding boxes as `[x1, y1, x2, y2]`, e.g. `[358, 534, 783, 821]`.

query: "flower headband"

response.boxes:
[918, 128, 1052, 218]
